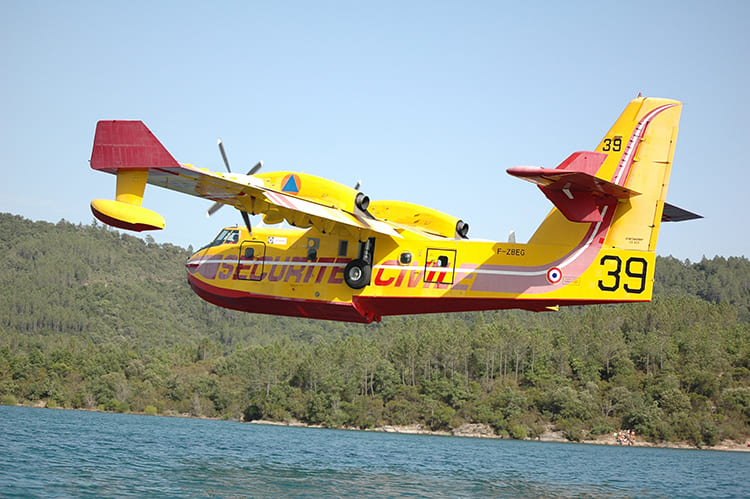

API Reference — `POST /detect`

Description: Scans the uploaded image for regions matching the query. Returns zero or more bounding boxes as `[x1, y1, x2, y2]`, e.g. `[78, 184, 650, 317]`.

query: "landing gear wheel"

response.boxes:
[344, 259, 371, 289]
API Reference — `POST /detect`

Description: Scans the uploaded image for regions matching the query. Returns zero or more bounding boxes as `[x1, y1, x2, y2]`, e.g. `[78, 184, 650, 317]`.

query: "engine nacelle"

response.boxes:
[255, 172, 368, 214]
[368, 200, 468, 239]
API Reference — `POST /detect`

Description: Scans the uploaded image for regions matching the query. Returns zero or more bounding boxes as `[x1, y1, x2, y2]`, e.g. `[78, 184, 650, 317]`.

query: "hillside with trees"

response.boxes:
[0, 213, 748, 447]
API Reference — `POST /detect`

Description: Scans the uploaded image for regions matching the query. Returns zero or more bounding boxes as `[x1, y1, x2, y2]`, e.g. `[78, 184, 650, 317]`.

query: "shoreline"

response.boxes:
[9, 403, 749, 452]
[249, 419, 750, 453]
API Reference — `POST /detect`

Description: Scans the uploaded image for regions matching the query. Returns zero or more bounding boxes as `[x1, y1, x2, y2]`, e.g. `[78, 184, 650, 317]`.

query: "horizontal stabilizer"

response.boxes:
[507, 151, 640, 223]
[662, 202, 702, 222]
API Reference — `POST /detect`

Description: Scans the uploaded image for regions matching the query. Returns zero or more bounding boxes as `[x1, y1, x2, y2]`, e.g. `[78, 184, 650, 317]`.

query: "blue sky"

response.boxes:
[2, 1, 747, 260]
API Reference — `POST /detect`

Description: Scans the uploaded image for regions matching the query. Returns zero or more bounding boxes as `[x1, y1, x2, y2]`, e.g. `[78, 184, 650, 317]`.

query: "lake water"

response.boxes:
[0, 406, 746, 498]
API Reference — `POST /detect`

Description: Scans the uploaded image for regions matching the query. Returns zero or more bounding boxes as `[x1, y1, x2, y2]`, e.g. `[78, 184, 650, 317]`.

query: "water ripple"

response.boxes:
[1, 406, 746, 498]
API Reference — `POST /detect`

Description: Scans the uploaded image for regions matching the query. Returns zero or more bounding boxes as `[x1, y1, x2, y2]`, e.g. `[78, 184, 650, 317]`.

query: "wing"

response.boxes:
[141, 163, 400, 236]
[90, 120, 401, 238]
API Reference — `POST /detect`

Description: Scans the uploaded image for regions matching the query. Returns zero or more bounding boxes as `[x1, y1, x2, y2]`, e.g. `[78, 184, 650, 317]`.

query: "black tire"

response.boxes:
[344, 259, 371, 289]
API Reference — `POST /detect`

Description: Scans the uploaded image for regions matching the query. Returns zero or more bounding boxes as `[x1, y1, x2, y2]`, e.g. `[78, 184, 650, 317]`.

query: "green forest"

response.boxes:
[1, 213, 748, 447]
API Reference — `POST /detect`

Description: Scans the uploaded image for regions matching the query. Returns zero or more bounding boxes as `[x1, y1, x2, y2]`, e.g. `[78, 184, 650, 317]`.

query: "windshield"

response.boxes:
[197, 228, 239, 252]
[212, 229, 231, 245]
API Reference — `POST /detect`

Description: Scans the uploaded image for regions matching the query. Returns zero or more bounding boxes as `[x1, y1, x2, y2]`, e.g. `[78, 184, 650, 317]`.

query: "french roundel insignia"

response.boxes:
[546, 267, 563, 284]
[281, 174, 301, 194]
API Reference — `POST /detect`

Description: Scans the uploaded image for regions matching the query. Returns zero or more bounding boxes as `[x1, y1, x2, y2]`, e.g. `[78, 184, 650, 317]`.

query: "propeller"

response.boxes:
[206, 138, 263, 234]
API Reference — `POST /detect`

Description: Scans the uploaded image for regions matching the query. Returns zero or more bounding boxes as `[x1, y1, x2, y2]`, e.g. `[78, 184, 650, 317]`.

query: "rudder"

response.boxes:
[599, 98, 682, 252]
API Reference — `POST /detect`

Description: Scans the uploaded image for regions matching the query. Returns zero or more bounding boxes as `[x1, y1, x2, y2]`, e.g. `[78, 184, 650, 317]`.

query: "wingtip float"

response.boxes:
[90, 96, 701, 323]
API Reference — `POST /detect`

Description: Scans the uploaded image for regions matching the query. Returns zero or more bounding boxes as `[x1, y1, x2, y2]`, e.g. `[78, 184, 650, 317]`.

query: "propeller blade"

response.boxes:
[213, 139, 260, 232]
[240, 210, 252, 234]
[247, 160, 263, 175]
[217, 139, 232, 173]
[206, 201, 224, 217]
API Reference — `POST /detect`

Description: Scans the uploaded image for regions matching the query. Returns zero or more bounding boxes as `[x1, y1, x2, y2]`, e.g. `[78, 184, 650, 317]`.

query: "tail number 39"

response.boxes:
[598, 256, 648, 293]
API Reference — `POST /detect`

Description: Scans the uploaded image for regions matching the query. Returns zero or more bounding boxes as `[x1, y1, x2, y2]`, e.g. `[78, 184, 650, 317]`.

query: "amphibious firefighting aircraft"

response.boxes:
[89, 96, 700, 323]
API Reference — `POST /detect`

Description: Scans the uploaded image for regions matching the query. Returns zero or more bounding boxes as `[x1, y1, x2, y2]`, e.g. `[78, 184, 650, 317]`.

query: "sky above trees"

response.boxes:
[2, 1, 748, 260]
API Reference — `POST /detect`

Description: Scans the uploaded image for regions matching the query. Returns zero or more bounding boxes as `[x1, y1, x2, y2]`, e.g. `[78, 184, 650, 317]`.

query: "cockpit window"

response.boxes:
[197, 228, 240, 252]
[212, 229, 231, 245]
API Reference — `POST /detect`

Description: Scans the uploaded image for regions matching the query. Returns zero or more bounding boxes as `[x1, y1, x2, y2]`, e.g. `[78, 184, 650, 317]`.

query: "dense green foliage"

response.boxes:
[1, 213, 748, 446]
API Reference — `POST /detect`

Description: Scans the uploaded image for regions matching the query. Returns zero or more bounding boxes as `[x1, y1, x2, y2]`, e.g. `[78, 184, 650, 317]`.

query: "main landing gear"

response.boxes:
[344, 237, 375, 290]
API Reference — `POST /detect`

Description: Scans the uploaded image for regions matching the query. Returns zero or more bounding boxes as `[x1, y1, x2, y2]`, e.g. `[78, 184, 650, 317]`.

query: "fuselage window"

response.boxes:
[399, 252, 412, 265]
[338, 240, 348, 257]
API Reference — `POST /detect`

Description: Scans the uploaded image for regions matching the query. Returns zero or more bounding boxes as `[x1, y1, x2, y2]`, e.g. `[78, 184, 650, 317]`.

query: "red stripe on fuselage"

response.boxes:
[187, 273, 373, 323]
[187, 269, 648, 323]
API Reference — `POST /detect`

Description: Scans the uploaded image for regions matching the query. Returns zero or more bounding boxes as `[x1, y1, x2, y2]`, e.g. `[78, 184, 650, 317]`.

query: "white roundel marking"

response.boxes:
[546, 267, 563, 284]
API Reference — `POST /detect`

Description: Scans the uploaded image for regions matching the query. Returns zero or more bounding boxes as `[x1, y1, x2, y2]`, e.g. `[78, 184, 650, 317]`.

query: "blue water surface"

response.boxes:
[0, 406, 746, 498]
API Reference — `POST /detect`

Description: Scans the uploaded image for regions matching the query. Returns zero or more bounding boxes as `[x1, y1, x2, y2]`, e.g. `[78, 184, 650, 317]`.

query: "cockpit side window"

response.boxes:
[228, 230, 239, 244]
[212, 229, 231, 245]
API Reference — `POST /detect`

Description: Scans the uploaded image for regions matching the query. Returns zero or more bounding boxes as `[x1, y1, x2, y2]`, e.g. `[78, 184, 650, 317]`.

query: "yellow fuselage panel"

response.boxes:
[187, 224, 653, 312]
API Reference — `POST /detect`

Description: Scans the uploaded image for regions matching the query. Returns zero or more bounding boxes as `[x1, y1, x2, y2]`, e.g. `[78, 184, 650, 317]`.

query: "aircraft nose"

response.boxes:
[186, 253, 224, 280]
[186, 254, 201, 273]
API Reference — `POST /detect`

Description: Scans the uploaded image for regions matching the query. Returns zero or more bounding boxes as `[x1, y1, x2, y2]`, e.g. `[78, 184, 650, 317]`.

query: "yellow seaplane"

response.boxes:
[90, 96, 699, 323]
